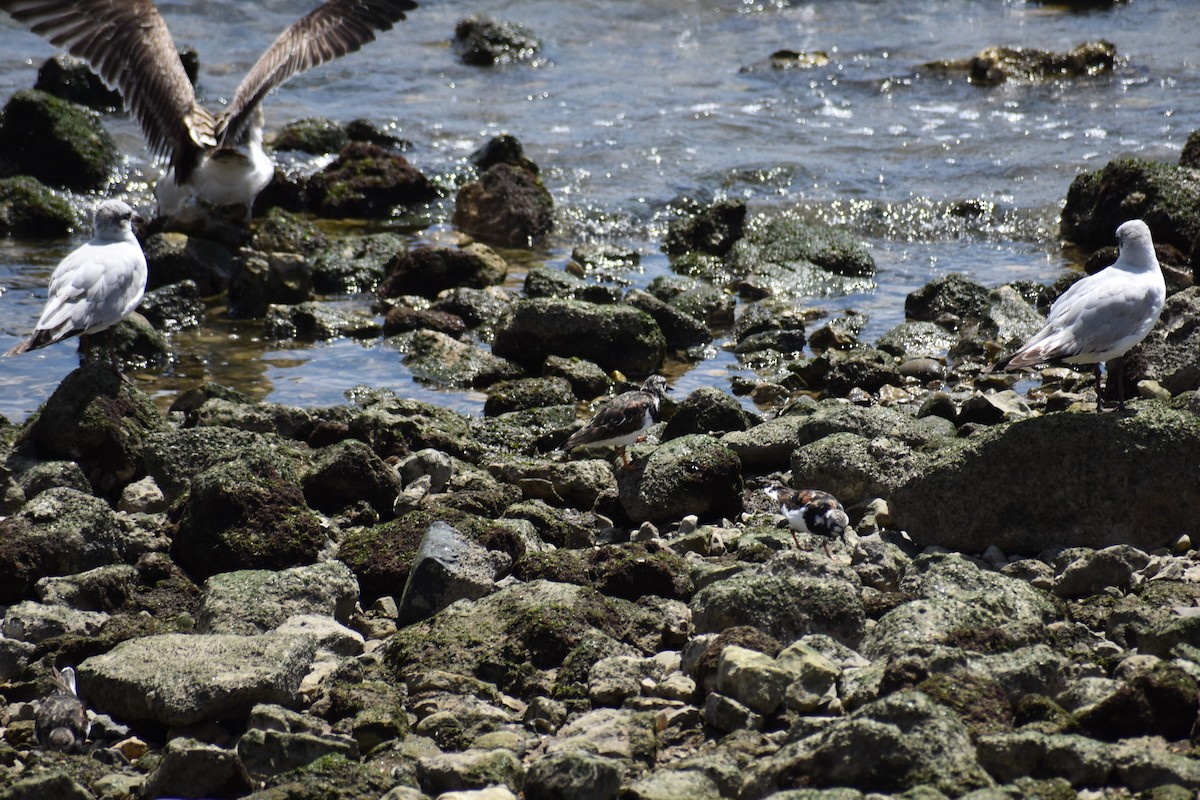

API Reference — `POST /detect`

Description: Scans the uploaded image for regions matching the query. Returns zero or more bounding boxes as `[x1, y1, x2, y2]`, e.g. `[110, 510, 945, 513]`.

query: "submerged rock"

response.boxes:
[925, 40, 1117, 86]
[454, 15, 543, 66]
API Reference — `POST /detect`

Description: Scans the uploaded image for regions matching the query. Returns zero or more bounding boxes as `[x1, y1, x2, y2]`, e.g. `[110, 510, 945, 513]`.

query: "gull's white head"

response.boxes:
[93, 199, 138, 241]
[1115, 219, 1156, 268]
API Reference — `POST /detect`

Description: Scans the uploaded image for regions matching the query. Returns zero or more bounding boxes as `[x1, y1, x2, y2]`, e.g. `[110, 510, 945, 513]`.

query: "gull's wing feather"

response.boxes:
[219, 0, 418, 147]
[0, 0, 215, 179]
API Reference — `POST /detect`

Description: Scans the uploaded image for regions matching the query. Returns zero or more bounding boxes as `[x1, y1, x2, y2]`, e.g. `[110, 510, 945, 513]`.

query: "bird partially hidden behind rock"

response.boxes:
[764, 485, 850, 556]
[993, 218, 1166, 412]
[562, 375, 671, 469]
[4, 199, 147, 374]
[36, 666, 89, 753]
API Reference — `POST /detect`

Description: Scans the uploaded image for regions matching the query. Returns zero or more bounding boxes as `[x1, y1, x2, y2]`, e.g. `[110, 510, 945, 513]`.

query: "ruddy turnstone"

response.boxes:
[764, 485, 850, 555]
[563, 375, 670, 468]
[0, 0, 418, 222]
[995, 219, 1165, 412]
[5, 199, 147, 371]
[35, 667, 89, 752]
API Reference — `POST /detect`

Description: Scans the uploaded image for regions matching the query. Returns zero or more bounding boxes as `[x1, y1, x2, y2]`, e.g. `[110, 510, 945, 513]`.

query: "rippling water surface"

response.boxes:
[0, 0, 1196, 421]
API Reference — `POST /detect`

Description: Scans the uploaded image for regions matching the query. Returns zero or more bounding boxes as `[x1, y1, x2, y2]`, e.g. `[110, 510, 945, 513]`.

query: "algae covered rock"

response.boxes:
[890, 403, 1200, 554]
[618, 434, 743, 524]
[22, 362, 168, 495]
[0, 175, 75, 237]
[492, 297, 665, 375]
[308, 141, 438, 218]
[0, 89, 118, 192]
[453, 163, 554, 246]
[1061, 157, 1200, 252]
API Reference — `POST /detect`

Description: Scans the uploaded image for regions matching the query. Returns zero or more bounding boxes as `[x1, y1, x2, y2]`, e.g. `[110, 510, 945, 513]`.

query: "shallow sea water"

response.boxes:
[0, 0, 1196, 421]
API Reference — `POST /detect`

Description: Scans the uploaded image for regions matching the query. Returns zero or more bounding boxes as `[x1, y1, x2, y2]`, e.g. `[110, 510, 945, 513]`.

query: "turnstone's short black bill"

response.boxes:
[0, 0, 419, 223]
[764, 484, 850, 555]
[563, 375, 670, 469]
[993, 219, 1165, 412]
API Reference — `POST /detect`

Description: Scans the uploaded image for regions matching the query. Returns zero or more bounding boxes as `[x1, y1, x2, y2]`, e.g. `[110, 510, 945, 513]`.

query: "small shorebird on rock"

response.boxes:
[35, 667, 89, 753]
[0, 0, 418, 222]
[764, 485, 850, 556]
[563, 375, 670, 469]
[994, 219, 1165, 412]
[5, 199, 147, 373]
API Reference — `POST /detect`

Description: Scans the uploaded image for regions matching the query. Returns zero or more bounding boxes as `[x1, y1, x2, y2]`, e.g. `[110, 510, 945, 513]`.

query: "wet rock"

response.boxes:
[383, 304, 468, 338]
[1126, 286, 1200, 394]
[691, 556, 865, 646]
[143, 231, 234, 294]
[230, 251, 313, 318]
[905, 273, 991, 327]
[309, 231, 406, 294]
[484, 377, 576, 416]
[197, 561, 358, 635]
[248, 207, 325, 255]
[379, 243, 509, 299]
[662, 387, 755, 441]
[743, 690, 993, 796]
[171, 447, 328, 579]
[140, 279, 204, 331]
[618, 434, 742, 524]
[925, 40, 1117, 86]
[385, 579, 667, 699]
[34, 53, 123, 110]
[664, 199, 747, 257]
[891, 404, 1200, 554]
[387, 329, 525, 389]
[142, 736, 253, 799]
[263, 301, 381, 340]
[876, 320, 957, 360]
[1061, 157, 1200, 252]
[432, 286, 512, 331]
[453, 163, 554, 246]
[525, 266, 622, 304]
[0, 89, 118, 192]
[625, 289, 712, 348]
[523, 750, 623, 800]
[301, 439, 402, 518]
[727, 213, 876, 298]
[308, 141, 438, 218]
[78, 632, 318, 725]
[397, 521, 504, 625]
[0, 175, 76, 237]
[471, 133, 540, 173]
[454, 15, 542, 66]
[542, 356, 612, 400]
[22, 362, 168, 494]
[270, 117, 350, 155]
[492, 298, 665, 375]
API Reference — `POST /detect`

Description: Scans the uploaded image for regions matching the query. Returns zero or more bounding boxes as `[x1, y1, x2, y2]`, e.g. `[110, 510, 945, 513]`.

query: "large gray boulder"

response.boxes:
[78, 632, 318, 725]
[197, 561, 359, 635]
[890, 403, 1200, 554]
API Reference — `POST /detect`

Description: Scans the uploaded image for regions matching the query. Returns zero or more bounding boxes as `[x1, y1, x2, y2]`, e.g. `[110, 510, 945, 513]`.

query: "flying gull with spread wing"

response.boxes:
[0, 0, 418, 222]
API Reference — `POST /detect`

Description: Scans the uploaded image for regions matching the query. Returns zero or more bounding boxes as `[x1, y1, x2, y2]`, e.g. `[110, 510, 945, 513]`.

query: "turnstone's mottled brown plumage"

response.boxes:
[563, 375, 670, 468]
[764, 485, 850, 555]
[36, 667, 89, 753]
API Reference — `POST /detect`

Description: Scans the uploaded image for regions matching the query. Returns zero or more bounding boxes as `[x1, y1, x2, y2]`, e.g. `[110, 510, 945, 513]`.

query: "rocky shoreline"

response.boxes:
[1, 26, 1200, 800]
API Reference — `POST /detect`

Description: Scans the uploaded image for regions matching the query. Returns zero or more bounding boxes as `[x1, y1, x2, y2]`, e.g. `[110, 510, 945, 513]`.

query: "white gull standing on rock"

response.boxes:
[995, 218, 1165, 412]
[0, 0, 418, 222]
[5, 199, 147, 371]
